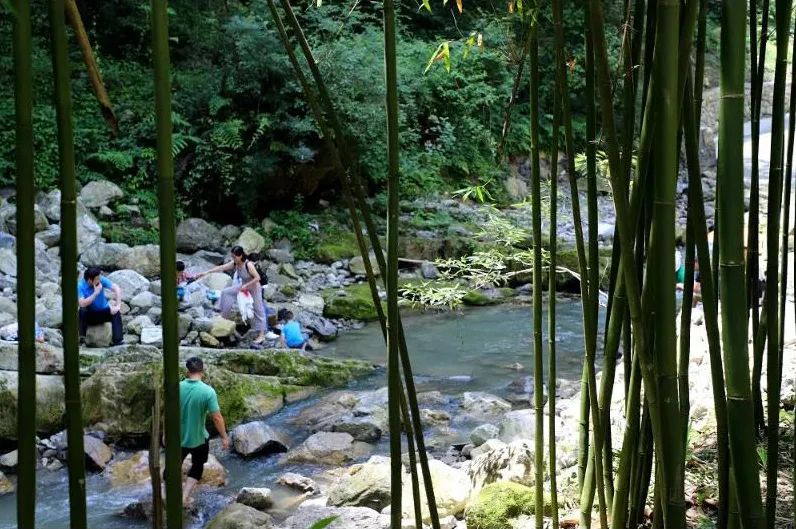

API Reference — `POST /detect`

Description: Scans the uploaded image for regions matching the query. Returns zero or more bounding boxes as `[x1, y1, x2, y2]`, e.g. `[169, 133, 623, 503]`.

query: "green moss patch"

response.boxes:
[323, 283, 385, 321]
[315, 230, 360, 263]
[465, 482, 551, 529]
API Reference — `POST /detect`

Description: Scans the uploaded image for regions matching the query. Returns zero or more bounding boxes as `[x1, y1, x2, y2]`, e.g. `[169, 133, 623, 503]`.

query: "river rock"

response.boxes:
[0, 371, 64, 440]
[0, 248, 16, 277]
[420, 408, 451, 426]
[420, 262, 439, 280]
[35, 225, 60, 247]
[207, 503, 274, 529]
[211, 317, 237, 338]
[297, 293, 325, 314]
[117, 245, 161, 278]
[140, 326, 163, 347]
[470, 424, 500, 446]
[285, 432, 366, 466]
[130, 291, 159, 312]
[109, 450, 227, 487]
[293, 389, 387, 442]
[470, 438, 506, 459]
[0, 341, 63, 374]
[327, 455, 393, 511]
[236, 228, 266, 255]
[77, 212, 103, 253]
[462, 392, 512, 416]
[277, 472, 318, 494]
[200, 332, 220, 347]
[47, 431, 113, 470]
[236, 487, 274, 511]
[80, 181, 123, 209]
[36, 189, 62, 222]
[176, 218, 221, 252]
[0, 451, 17, 472]
[297, 312, 338, 342]
[80, 242, 129, 270]
[81, 360, 160, 440]
[200, 272, 233, 291]
[399, 459, 471, 523]
[268, 248, 294, 264]
[281, 505, 389, 529]
[349, 253, 380, 276]
[498, 410, 533, 442]
[0, 471, 13, 495]
[126, 315, 154, 335]
[467, 440, 534, 495]
[84, 323, 112, 347]
[107, 269, 150, 297]
[231, 421, 289, 457]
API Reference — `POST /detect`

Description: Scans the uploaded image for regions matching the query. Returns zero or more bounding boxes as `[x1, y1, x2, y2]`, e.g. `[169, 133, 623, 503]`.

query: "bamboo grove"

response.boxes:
[6, 0, 796, 528]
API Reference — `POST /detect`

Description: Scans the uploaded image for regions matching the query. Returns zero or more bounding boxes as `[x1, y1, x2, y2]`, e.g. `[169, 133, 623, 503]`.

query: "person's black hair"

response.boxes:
[248, 252, 261, 262]
[186, 357, 204, 374]
[285, 311, 294, 320]
[231, 245, 247, 260]
[277, 308, 289, 321]
[84, 267, 102, 281]
[176, 260, 186, 272]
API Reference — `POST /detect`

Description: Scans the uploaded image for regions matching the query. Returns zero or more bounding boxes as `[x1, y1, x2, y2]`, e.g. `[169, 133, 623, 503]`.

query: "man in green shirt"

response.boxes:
[179, 356, 230, 506]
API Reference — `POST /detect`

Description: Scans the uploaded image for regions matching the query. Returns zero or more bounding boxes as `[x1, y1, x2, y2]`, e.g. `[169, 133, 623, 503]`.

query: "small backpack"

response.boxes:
[249, 260, 269, 285]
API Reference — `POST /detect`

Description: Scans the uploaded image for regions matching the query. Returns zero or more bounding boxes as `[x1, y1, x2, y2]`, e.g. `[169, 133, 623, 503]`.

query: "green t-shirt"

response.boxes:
[180, 378, 220, 448]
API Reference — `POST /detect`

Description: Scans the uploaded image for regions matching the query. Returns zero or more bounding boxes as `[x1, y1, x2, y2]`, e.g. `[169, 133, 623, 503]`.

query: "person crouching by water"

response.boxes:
[195, 246, 278, 345]
[78, 266, 124, 346]
[178, 357, 229, 507]
[280, 310, 313, 352]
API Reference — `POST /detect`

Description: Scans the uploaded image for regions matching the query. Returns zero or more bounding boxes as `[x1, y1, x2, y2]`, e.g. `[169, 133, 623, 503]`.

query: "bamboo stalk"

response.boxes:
[12, 0, 36, 526]
[718, 0, 766, 526]
[48, 0, 87, 524]
[528, 20, 545, 529]
[150, 0, 181, 526]
[765, 1, 792, 524]
[64, 0, 118, 133]
[150, 382, 164, 529]
[382, 0, 403, 525]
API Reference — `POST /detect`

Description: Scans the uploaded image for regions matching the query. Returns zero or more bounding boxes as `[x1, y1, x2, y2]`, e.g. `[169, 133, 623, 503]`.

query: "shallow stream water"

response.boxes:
[0, 300, 596, 528]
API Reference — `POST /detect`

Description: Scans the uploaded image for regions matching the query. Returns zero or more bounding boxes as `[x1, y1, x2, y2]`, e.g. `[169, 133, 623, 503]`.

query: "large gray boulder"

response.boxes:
[400, 459, 471, 523]
[77, 212, 103, 253]
[235, 228, 266, 255]
[176, 218, 221, 252]
[297, 312, 337, 342]
[84, 323, 112, 347]
[498, 409, 533, 442]
[281, 506, 389, 529]
[0, 248, 16, 277]
[466, 440, 534, 495]
[231, 421, 289, 457]
[0, 371, 65, 440]
[117, 245, 161, 278]
[36, 189, 62, 222]
[285, 432, 365, 466]
[327, 455, 392, 511]
[462, 392, 512, 416]
[236, 487, 274, 511]
[348, 253, 380, 276]
[107, 270, 150, 297]
[35, 225, 60, 247]
[80, 242, 130, 270]
[200, 272, 232, 291]
[79, 181, 123, 209]
[207, 503, 273, 529]
[0, 341, 63, 374]
[47, 431, 113, 470]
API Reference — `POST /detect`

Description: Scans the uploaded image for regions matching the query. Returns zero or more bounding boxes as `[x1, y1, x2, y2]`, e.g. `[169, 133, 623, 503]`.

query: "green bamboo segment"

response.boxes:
[693, 0, 707, 125]
[684, 72, 729, 529]
[609, 352, 641, 529]
[48, 0, 87, 524]
[150, 0, 182, 526]
[528, 21, 545, 529]
[382, 0, 403, 525]
[765, 1, 792, 524]
[12, 0, 37, 526]
[718, 1, 766, 527]
[679, 220, 694, 438]
[782, 7, 796, 362]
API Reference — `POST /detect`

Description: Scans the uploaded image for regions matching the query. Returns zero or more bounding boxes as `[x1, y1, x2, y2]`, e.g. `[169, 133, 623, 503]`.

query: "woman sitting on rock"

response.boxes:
[196, 246, 277, 345]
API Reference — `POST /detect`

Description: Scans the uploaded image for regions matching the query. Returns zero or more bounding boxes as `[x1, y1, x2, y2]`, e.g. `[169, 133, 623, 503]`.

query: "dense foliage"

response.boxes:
[1, 0, 629, 224]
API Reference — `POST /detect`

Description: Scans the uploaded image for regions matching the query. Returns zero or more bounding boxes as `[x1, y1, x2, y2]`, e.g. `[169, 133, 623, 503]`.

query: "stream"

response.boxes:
[0, 300, 596, 528]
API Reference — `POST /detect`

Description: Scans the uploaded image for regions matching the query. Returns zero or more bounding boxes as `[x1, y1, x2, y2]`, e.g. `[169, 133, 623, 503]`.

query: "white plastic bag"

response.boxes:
[237, 290, 254, 323]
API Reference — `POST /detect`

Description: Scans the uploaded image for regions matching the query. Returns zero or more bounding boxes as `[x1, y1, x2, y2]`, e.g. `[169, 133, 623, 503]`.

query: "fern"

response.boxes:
[91, 150, 135, 171]
[248, 115, 270, 150]
[210, 119, 244, 150]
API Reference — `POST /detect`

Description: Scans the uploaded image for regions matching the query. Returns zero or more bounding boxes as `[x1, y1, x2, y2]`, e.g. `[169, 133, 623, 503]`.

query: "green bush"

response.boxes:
[465, 482, 547, 529]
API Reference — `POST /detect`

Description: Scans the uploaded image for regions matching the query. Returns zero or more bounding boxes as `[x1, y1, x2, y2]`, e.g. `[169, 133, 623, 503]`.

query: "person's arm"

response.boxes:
[78, 283, 102, 308]
[196, 261, 234, 278]
[241, 261, 260, 290]
[210, 411, 229, 450]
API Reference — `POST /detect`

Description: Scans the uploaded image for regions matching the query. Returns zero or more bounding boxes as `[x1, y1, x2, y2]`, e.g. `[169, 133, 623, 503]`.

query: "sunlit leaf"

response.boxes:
[517, 0, 523, 15]
[507, 0, 514, 13]
[422, 0, 432, 12]
[477, 33, 483, 48]
[316, 0, 322, 6]
[424, 42, 446, 74]
[442, 41, 451, 72]
[424, 41, 450, 74]
[309, 516, 339, 529]
[463, 33, 476, 59]
[455, 0, 463, 13]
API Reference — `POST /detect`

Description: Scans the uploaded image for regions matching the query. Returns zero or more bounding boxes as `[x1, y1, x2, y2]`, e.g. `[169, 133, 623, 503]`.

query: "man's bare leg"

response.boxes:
[182, 477, 198, 507]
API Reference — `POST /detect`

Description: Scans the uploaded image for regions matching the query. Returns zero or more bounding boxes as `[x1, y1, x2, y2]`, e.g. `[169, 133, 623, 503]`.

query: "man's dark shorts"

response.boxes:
[181, 441, 209, 481]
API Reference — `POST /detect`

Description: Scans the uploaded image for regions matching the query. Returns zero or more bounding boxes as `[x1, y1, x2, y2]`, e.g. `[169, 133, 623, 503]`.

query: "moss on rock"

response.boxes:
[315, 230, 360, 263]
[462, 288, 515, 307]
[465, 482, 551, 529]
[323, 283, 385, 321]
[203, 367, 285, 427]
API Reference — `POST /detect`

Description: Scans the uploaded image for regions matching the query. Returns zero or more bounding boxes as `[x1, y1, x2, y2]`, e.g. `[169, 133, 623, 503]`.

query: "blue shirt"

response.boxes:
[283, 320, 304, 348]
[78, 276, 112, 311]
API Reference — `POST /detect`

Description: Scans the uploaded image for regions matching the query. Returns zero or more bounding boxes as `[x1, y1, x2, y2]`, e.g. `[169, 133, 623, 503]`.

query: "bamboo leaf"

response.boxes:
[455, 0, 463, 13]
[309, 516, 339, 529]
[422, 0, 432, 12]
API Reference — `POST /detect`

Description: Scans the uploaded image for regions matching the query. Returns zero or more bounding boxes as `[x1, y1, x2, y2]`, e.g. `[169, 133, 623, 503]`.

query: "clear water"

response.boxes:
[0, 300, 595, 528]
